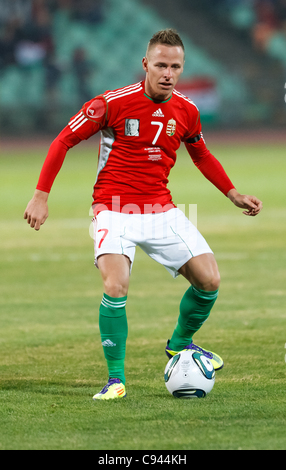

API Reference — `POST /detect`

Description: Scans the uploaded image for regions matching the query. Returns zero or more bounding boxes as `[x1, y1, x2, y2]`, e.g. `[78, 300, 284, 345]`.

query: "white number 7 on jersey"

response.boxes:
[151, 121, 163, 145]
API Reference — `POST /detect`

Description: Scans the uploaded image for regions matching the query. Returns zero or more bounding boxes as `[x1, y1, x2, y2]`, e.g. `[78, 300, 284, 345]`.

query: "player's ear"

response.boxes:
[142, 57, 148, 72]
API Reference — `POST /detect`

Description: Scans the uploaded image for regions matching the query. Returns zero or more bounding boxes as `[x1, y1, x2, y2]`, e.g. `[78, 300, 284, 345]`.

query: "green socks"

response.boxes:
[168, 285, 219, 351]
[99, 293, 128, 384]
[99, 286, 218, 384]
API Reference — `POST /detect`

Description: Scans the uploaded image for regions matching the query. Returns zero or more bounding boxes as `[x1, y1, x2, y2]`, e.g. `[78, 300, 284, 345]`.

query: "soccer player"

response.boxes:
[24, 29, 262, 400]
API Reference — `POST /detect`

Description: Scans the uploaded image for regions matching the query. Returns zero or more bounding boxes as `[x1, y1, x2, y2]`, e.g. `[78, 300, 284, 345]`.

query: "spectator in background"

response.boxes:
[72, 46, 94, 106]
[45, 49, 62, 105]
[0, 19, 20, 68]
[71, 0, 103, 24]
[253, 0, 286, 51]
[255, 0, 280, 28]
[14, 2, 53, 67]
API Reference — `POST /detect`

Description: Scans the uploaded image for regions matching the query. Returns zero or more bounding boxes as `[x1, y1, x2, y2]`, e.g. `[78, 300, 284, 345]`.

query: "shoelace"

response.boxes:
[187, 343, 213, 359]
[100, 378, 120, 394]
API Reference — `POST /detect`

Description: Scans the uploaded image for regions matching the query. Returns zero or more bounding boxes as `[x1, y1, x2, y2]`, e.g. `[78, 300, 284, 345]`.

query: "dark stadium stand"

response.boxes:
[0, 0, 285, 134]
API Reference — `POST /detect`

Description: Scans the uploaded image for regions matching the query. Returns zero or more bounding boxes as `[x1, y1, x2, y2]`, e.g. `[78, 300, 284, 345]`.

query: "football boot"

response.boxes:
[93, 378, 126, 401]
[165, 340, 224, 371]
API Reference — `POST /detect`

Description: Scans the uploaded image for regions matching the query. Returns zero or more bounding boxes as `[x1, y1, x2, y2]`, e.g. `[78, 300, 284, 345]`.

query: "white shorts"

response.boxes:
[92, 208, 213, 278]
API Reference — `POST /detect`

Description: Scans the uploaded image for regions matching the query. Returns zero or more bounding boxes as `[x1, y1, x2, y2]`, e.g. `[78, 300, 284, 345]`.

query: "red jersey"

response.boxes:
[36, 81, 234, 213]
[69, 81, 201, 214]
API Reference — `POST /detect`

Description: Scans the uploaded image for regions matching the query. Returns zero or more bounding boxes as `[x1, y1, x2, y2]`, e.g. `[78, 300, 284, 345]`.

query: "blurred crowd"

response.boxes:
[1, 0, 286, 71]
[203, 0, 286, 53]
[251, 0, 286, 52]
[0, 0, 103, 68]
[0, 0, 103, 106]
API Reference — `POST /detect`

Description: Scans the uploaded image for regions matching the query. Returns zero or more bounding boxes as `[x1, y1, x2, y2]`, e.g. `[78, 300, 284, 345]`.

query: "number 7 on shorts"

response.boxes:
[98, 228, 108, 248]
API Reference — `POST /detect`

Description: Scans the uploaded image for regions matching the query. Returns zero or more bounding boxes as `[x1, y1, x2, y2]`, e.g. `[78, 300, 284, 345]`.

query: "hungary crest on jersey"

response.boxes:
[166, 118, 176, 137]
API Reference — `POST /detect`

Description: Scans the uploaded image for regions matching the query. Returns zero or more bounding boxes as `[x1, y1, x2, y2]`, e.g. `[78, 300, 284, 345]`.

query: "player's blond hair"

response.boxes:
[146, 29, 185, 57]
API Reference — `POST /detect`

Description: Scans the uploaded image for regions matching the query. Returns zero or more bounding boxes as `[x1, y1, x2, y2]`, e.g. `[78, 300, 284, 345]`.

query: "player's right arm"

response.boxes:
[24, 189, 49, 231]
[24, 96, 108, 231]
[23, 126, 82, 230]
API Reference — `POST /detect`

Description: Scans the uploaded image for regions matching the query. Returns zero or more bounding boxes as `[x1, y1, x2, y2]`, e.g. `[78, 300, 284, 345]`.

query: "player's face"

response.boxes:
[142, 44, 184, 101]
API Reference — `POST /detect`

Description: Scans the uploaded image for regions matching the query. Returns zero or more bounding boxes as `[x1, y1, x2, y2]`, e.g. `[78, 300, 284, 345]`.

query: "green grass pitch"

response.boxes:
[0, 138, 286, 450]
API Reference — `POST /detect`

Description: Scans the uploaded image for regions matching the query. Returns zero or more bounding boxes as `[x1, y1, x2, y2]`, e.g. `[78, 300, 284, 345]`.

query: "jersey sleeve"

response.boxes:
[180, 102, 234, 196]
[36, 125, 81, 193]
[36, 96, 108, 193]
[68, 95, 108, 140]
[182, 105, 202, 143]
[185, 136, 235, 196]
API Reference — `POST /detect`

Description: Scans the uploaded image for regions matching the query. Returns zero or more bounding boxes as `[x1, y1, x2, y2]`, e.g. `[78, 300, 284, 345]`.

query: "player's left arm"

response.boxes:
[226, 188, 262, 216]
[184, 137, 262, 217]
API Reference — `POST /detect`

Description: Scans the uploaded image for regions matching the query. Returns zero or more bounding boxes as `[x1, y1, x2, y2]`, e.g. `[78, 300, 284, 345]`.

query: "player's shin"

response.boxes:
[168, 285, 219, 351]
[99, 293, 128, 385]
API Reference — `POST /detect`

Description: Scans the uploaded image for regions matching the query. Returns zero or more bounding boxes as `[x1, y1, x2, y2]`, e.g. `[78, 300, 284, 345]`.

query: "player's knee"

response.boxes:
[207, 271, 220, 291]
[104, 280, 128, 298]
[195, 270, 220, 292]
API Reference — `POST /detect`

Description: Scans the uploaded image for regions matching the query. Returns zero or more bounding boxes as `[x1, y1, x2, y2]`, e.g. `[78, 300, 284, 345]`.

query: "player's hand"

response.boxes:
[24, 190, 49, 230]
[227, 189, 263, 216]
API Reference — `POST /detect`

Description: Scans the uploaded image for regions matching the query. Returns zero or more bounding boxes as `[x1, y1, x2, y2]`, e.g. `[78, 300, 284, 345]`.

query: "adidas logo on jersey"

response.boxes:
[102, 339, 117, 347]
[152, 108, 164, 117]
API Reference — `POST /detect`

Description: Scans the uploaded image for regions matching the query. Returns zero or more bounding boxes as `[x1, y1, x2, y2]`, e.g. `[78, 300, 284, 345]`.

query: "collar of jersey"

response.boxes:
[143, 92, 172, 104]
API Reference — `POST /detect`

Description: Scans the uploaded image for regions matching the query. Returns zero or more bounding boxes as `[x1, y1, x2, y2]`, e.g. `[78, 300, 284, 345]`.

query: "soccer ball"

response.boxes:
[164, 350, 215, 398]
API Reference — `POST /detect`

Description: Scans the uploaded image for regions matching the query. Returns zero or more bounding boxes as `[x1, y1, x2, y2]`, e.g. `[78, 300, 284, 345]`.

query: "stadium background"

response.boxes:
[0, 0, 286, 137]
